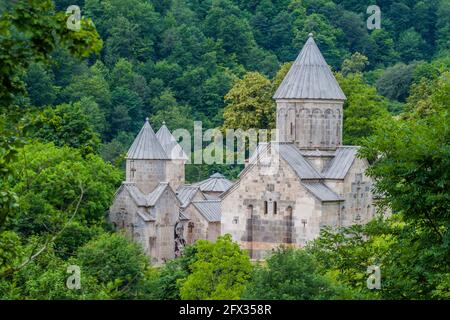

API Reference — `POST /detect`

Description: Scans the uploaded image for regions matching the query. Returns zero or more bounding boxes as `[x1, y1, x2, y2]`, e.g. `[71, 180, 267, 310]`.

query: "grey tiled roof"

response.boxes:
[247, 142, 269, 164]
[273, 34, 346, 100]
[322, 146, 358, 179]
[194, 173, 233, 193]
[299, 149, 335, 157]
[127, 119, 168, 160]
[137, 210, 155, 222]
[123, 183, 148, 206]
[278, 143, 323, 179]
[179, 211, 189, 221]
[192, 200, 221, 222]
[176, 185, 202, 208]
[146, 183, 170, 206]
[156, 124, 188, 160]
[123, 182, 170, 207]
[301, 182, 343, 202]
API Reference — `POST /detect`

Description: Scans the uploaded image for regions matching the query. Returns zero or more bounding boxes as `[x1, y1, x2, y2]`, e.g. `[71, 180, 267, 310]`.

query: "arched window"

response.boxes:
[130, 160, 136, 179]
[273, 201, 277, 214]
[286, 206, 293, 217]
[188, 222, 194, 234]
[311, 109, 322, 146]
[264, 201, 268, 215]
[247, 204, 254, 217]
[325, 109, 333, 146]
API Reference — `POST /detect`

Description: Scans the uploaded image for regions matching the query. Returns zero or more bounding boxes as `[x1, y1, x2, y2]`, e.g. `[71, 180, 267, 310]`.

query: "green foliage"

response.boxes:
[53, 222, 104, 260]
[0, 0, 102, 108]
[336, 72, 390, 145]
[308, 215, 450, 299]
[376, 62, 418, 102]
[0, 248, 111, 300]
[223, 72, 275, 130]
[179, 234, 252, 300]
[143, 244, 198, 300]
[341, 52, 369, 76]
[397, 28, 427, 63]
[1, 0, 449, 301]
[8, 142, 122, 236]
[30, 102, 101, 155]
[244, 247, 350, 300]
[0, 231, 23, 274]
[76, 233, 150, 299]
[59, 62, 112, 114]
[99, 131, 134, 165]
[361, 75, 450, 236]
[23, 63, 58, 107]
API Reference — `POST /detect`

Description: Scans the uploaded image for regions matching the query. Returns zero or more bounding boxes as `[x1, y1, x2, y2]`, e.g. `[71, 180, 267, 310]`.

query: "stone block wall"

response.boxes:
[126, 159, 167, 194]
[276, 99, 344, 150]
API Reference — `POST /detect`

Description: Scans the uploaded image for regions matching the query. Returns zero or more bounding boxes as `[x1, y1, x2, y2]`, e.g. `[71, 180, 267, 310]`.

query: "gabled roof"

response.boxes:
[137, 210, 155, 222]
[122, 183, 148, 206]
[322, 146, 358, 179]
[176, 185, 204, 208]
[127, 118, 168, 160]
[192, 200, 221, 222]
[273, 34, 346, 100]
[156, 123, 188, 160]
[238, 142, 322, 180]
[179, 211, 189, 221]
[301, 181, 343, 202]
[194, 173, 233, 193]
[120, 182, 171, 207]
[278, 143, 323, 179]
[147, 183, 171, 206]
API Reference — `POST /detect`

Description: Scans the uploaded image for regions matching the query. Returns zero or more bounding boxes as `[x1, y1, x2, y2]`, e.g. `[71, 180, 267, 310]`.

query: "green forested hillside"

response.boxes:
[20, 0, 450, 169]
[0, 0, 448, 300]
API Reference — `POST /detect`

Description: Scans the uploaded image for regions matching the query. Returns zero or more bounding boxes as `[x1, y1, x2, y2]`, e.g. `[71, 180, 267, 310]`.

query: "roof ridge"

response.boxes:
[273, 34, 346, 100]
[156, 124, 188, 160]
[127, 119, 168, 160]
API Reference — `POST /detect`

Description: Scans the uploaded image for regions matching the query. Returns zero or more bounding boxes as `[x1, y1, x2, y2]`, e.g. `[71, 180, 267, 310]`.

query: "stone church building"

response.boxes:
[109, 34, 377, 264]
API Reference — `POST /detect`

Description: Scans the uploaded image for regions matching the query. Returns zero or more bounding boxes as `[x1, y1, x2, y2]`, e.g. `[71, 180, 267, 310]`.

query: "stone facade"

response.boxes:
[277, 99, 343, 150]
[108, 34, 380, 264]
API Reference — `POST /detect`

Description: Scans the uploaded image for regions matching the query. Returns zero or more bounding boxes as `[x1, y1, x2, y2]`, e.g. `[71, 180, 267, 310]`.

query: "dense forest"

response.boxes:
[0, 0, 448, 299]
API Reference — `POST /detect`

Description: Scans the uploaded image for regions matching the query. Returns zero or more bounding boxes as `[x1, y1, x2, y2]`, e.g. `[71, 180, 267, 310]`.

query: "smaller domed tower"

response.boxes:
[156, 122, 188, 190]
[125, 118, 169, 194]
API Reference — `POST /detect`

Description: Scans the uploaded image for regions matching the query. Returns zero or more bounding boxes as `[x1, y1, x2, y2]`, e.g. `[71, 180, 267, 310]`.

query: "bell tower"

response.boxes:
[273, 33, 346, 150]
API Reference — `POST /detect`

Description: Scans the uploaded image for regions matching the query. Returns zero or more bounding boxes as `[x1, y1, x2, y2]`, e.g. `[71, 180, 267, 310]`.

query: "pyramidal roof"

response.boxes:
[274, 33, 346, 100]
[127, 118, 168, 160]
[156, 123, 188, 160]
[194, 173, 233, 193]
